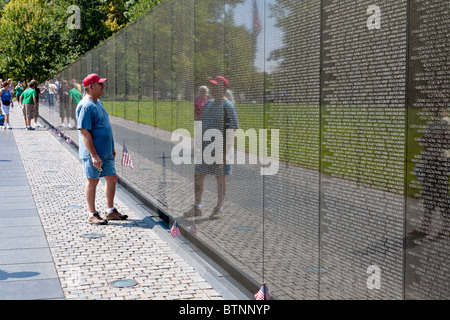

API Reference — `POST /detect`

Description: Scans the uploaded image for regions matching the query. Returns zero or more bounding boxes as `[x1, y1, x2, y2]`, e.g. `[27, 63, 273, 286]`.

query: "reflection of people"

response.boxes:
[68, 82, 82, 128]
[225, 89, 235, 105]
[33, 83, 45, 128]
[72, 78, 82, 93]
[194, 86, 210, 120]
[48, 81, 57, 106]
[76, 73, 128, 225]
[1, 80, 14, 129]
[59, 80, 70, 127]
[411, 91, 450, 238]
[20, 80, 37, 131]
[184, 76, 239, 220]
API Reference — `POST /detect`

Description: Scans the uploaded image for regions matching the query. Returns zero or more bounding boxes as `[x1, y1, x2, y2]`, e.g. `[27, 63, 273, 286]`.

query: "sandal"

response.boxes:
[209, 207, 224, 220]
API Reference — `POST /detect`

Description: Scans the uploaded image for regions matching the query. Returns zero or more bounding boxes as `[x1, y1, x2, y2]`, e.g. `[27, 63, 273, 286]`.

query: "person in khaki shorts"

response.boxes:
[20, 80, 38, 130]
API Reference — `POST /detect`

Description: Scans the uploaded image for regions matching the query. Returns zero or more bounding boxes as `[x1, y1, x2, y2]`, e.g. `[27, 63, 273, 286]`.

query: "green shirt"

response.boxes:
[15, 85, 24, 96]
[68, 88, 82, 105]
[21, 88, 37, 105]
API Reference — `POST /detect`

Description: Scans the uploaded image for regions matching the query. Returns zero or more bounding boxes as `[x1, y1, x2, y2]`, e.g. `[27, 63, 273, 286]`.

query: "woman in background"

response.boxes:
[0, 80, 14, 129]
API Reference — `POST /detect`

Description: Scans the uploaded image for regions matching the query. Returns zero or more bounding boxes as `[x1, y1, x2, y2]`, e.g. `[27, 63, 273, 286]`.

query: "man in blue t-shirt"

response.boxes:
[76, 73, 128, 225]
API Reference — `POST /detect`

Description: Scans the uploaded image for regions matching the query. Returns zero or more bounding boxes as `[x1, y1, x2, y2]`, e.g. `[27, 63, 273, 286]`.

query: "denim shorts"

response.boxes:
[82, 154, 117, 179]
[195, 164, 232, 176]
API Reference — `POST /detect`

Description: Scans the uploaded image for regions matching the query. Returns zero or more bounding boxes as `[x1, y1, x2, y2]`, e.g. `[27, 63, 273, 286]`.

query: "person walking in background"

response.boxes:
[76, 73, 128, 225]
[15, 81, 24, 107]
[47, 80, 57, 106]
[20, 80, 38, 131]
[72, 78, 82, 93]
[0, 80, 14, 129]
[7, 79, 14, 96]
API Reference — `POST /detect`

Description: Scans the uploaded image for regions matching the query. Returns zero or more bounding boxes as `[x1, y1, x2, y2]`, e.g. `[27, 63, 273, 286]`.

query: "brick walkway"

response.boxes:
[3, 108, 229, 300]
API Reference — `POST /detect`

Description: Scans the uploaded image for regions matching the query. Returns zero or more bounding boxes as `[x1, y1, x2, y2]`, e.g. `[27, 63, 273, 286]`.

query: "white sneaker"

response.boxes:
[68, 123, 74, 129]
[6, 123, 12, 130]
[35, 123, 41, 128]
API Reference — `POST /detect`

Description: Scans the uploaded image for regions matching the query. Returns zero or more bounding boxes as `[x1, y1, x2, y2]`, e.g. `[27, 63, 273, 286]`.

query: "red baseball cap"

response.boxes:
[209, 76, 229, 89]
[83, 73, 107, 87]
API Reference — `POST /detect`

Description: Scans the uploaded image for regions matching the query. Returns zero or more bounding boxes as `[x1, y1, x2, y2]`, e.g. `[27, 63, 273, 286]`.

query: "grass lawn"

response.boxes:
[103, 97, 431, 197]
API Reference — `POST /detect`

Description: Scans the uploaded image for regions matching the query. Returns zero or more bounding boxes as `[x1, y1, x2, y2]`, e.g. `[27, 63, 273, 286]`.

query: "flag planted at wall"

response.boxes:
[255, 283, 271, 300]
[121, 142, 134, 168]
[170, 222, 181, 238]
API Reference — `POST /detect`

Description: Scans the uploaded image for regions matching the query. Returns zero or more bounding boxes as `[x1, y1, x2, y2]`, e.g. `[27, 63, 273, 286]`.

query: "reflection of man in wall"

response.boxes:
[411, 91, 450, 238]
[184, 76, 239, 220]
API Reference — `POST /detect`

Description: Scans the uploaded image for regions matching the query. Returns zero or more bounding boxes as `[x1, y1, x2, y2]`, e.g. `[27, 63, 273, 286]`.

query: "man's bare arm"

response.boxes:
[79, 128, 102, 169]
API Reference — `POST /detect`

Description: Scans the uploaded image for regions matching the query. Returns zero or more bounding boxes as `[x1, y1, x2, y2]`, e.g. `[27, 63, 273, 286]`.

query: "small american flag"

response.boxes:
[121, 142, 134, 168]
[255, 283, 271, 300]
[190, 223, 199, 236]
[170, 222, 181, 238]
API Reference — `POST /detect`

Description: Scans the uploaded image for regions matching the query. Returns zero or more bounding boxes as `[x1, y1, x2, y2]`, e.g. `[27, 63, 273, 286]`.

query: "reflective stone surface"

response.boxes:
[40, 0, 449, 300]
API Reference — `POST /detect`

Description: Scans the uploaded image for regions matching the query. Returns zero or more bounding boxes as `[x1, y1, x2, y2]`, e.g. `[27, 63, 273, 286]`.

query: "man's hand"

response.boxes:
[91, 154, 102, 169]
[80, 128, 101, 169]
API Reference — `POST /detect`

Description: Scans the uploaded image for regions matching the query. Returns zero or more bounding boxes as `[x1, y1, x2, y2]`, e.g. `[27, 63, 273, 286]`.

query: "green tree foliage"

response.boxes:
[125, 0, 161, 23]
[0, 0, 162, 82]
[103, 0, 128, 33]
[0, 0, 10, 15]
[101, 0, 162, 33]
[55, 0, 111, 66]
[0, 0, 60, 82]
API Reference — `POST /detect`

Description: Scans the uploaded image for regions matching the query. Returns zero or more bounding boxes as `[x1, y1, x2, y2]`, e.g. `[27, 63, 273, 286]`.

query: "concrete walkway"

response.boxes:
[0, 108, 248, 300]
[0, 129, 64, 299]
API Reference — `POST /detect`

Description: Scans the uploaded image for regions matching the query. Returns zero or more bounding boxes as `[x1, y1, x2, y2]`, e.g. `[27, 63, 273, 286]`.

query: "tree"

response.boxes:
[0, 0, 111, 82]
[101, 0, 162, 33]
[0, 0, 164, 81]
[0, 0, 60, 82]
[55, 0, 111, 67]
[102, 0, 128, 33]
[125, 0, 161, 23]
[0, 0, 10, 15]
